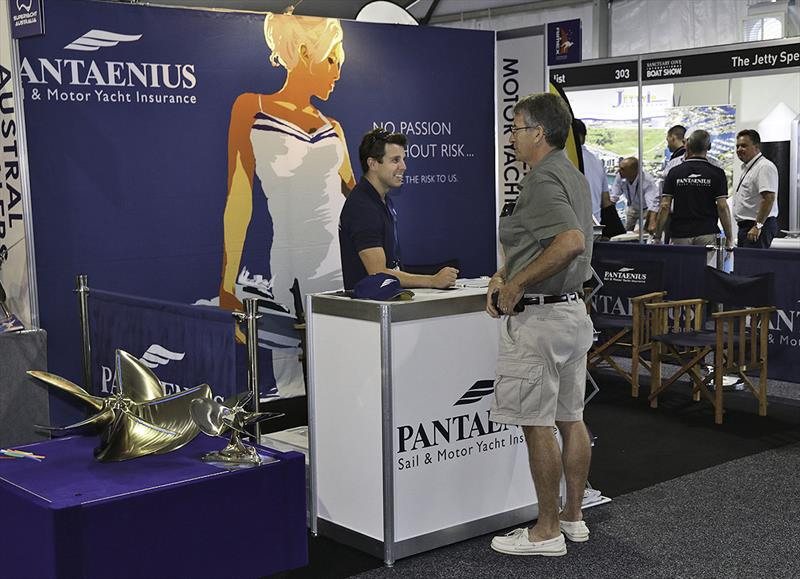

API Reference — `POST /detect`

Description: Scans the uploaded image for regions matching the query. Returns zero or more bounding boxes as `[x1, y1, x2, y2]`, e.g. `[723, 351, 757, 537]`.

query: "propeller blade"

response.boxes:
[27, 371, 105, 411]
[115, 349, 165, 402]
[223, 391, 252, 410]
[240, 411, 284, 426]
[190, 395, 229, 437]
[95, 408, 177, 461]
[34, 408, 115, 433]
[139, 383, 213, 455]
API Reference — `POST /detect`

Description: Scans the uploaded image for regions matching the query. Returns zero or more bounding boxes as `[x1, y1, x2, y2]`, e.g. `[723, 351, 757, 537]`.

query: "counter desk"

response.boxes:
[307, 287, 538, 566]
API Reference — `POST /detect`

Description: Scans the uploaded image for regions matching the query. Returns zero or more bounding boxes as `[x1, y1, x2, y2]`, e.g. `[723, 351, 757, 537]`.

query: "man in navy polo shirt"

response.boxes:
[338, 128, 459, 290]
[653, 129, 733, 248]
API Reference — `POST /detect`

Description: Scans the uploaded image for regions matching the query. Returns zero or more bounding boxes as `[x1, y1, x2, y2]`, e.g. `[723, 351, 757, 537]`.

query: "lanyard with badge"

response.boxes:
[385, 195, 401, 269]
[735, 153, 763, 194]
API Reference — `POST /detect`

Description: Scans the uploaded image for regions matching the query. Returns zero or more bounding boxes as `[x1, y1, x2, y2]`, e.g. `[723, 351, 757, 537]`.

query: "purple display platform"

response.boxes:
[0, 435, 307, 579]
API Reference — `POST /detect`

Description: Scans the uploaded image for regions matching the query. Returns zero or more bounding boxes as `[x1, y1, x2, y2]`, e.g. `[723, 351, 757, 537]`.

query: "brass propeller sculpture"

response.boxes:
[28, 349, 213, 461]
[190, 392, 282, 466]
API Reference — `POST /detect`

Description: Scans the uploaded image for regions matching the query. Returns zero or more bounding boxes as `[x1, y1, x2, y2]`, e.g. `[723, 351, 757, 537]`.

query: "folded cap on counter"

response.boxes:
[353, 273, 414, 301]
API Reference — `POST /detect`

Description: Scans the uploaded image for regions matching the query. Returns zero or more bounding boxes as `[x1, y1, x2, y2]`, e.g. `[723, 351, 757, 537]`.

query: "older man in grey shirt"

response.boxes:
[487, 92, 595, 558]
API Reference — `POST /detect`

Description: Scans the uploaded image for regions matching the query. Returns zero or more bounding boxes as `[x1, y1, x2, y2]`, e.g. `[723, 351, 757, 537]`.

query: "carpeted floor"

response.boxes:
[272, 366, 800, 579]
[352, 442, 800, 578]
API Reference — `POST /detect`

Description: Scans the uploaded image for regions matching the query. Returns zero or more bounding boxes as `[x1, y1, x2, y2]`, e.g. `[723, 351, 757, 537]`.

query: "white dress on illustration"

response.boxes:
[245, 98, 346, 396]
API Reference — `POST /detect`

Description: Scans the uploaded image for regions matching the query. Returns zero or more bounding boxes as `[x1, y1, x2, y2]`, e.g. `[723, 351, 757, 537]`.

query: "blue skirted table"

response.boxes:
[0, 434, 306, 579]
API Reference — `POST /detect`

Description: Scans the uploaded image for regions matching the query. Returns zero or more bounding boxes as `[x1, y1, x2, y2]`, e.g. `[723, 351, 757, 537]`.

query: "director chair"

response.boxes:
[646, 267, 775, 424]
[586, 259, 666, 397]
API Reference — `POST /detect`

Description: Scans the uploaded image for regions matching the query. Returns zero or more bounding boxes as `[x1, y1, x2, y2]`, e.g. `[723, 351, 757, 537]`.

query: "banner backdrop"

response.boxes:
[89, 290, 235, 402]
[0, 0, 32, 328]
[734, 248, 800, 383]
[17, 0, 496, 418]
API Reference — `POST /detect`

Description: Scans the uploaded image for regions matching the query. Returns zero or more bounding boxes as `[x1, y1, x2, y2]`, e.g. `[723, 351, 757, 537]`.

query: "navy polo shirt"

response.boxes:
[662, 157, 727, 238]
[338, 177, 400, 290]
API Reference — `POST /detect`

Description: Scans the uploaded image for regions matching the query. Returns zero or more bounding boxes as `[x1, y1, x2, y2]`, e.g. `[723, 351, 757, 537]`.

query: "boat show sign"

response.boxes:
[642, 42, 799, 81]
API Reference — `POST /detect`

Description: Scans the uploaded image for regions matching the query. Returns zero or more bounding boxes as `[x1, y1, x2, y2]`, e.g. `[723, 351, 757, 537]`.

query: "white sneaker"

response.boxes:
[559, 519, 590, 542]
[490, 528, 567, 556]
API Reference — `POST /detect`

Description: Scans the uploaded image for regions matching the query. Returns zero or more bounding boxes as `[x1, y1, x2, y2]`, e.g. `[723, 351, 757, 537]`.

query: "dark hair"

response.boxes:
[514, 93, 572, 149]
[358, 128, 408, 173]
[686, 129, 711, 154]
[736, 129, 761, 146]
[573, 118, 587, 139]
[667, 125, 686, 140]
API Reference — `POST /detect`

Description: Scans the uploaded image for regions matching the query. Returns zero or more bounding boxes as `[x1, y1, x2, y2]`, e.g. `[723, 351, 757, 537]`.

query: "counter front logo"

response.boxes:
[453, 380, 494, 406]
[16, 0, 33, 12]
[395, 380, 527, 473]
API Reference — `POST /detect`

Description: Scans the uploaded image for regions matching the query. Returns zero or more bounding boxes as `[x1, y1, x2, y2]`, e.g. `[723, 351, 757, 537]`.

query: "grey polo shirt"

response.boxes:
[499, 148, 593, 295]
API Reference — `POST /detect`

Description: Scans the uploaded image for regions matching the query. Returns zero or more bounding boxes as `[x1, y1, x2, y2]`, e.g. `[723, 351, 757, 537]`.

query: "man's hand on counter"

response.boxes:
[431, 267, 459, 289]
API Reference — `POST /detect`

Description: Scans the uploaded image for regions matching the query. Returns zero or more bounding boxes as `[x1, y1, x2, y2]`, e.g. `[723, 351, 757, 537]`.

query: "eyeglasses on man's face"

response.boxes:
[509, 125, 537, 136]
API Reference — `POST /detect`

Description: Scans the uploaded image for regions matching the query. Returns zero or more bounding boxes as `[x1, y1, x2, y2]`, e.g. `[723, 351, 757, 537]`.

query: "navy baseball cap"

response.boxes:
[353, 273, 414, 301]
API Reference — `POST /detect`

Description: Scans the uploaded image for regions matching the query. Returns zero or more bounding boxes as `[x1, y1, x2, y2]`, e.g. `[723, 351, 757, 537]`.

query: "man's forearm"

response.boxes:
[654, 205, 669, 239]
[755, 192, 776, 224]
[718, 205, 733, 244]
[507, 230, 584, 291]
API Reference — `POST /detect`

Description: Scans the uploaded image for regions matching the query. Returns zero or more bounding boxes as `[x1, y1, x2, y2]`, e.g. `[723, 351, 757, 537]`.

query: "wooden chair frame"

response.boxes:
[646, 298, 775, 424]
[587, 291, 666, 397]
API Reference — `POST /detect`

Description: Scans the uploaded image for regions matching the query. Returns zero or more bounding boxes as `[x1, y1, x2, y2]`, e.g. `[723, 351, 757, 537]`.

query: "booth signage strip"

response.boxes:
[550, 40, 799, 89]
[550, 60, 638, 88]
[642, 43, 800, 81]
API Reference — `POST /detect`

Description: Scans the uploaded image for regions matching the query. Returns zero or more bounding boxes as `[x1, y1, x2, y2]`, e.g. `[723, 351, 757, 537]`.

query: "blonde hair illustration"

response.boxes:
[264, 13, 345, 70]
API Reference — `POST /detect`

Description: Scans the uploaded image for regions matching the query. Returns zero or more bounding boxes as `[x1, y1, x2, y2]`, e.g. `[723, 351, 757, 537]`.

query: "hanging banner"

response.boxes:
[496, 32, 544, 209]
[547, 19, 581, 66]
[89, 290, 235, 402]
[0, 0, 31, 329]
[7, 0, 44, 39]
[16, 1, 496, 413]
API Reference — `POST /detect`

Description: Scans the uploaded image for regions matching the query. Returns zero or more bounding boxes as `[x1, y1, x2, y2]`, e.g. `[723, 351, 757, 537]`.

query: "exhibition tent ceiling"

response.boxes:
[107, 0, 571, 22]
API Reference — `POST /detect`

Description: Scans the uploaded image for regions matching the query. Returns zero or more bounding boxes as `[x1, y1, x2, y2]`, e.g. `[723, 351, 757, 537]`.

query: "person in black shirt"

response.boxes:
[666, 124, 686, 161]
[654, 130, 733, 249]
[338, 129, 459, 290]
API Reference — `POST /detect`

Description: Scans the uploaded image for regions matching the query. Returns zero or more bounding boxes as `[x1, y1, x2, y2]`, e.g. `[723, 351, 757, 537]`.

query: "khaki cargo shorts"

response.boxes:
[490, 300, 595, 427]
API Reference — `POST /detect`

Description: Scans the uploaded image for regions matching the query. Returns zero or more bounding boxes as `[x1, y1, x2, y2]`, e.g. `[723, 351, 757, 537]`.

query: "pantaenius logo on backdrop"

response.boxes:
[19, 28, 199, 105]
[395, 381, 526, 473]
[9, 0, 44, 38]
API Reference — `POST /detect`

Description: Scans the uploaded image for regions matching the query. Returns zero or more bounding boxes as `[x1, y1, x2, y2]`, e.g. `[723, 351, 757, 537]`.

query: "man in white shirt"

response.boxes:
[611, 157, 659, 233]
[574, 119, 610, 221]
[732, 129, 779, 248]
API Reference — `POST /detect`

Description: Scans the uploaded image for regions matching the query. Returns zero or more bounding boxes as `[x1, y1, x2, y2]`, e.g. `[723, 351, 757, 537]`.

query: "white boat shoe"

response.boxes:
[559, 519, 590, 542]
[490, 528, 567, 556]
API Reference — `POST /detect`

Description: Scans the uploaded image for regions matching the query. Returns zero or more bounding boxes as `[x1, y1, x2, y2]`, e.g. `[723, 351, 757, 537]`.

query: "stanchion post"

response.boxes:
[75, 274, 92, 391]
[236, 298, 262, 442]
[714, 234, 726, 271]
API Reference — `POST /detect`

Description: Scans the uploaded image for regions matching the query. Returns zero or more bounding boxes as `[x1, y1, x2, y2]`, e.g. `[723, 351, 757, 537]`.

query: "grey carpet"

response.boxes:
[354, 443, 800, 579]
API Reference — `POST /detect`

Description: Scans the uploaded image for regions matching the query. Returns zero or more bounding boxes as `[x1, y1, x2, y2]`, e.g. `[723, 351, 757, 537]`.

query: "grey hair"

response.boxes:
[513, 93, 572, 149]
[686, 129, 711, 154]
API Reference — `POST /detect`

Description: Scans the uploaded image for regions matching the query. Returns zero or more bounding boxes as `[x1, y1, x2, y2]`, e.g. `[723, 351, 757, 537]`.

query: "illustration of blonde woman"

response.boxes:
[219, 13, 355, 397]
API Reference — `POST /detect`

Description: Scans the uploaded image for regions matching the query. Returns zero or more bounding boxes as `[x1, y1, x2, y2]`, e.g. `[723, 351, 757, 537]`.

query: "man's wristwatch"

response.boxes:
[755, 221, 764, 230]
